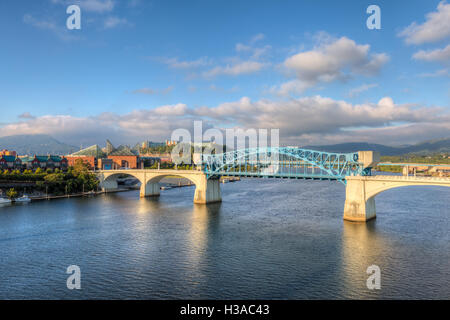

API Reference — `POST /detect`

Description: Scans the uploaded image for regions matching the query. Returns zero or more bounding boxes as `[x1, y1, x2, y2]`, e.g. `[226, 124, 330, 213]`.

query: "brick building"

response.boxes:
[0, 150, 17, 157]
[67, 145, 105, 170]
[67, 141, 143, 170]
[66, 156, 97, 170]
[107, 145, 142, 169]
[98, 158, 114, 170]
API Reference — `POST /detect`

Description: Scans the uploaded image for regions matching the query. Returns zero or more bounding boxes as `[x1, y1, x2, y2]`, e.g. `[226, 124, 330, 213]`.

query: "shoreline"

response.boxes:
[1, 176, 241, 205]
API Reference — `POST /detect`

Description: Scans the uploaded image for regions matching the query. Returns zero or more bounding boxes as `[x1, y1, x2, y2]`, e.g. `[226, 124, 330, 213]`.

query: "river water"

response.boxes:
[0, 178, 449, 299]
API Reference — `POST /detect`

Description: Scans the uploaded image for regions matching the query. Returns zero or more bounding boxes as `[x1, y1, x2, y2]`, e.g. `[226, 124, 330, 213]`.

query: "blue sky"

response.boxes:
[0, 0, 449, 146]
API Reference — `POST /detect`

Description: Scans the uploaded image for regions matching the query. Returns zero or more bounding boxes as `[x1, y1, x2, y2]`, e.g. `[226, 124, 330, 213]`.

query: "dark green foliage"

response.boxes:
[0, 161, 98, 196]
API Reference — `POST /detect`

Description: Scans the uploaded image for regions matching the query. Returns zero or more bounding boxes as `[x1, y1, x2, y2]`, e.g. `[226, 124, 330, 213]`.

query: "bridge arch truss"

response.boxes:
[202, 147, 365, 182]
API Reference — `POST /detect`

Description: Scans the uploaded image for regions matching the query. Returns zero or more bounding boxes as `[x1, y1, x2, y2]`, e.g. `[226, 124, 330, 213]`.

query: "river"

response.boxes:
[0, 178, 449, 299]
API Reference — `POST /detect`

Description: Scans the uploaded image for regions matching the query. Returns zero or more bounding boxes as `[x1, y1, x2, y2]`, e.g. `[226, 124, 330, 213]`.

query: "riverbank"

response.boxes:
[1, 176, 241, 205]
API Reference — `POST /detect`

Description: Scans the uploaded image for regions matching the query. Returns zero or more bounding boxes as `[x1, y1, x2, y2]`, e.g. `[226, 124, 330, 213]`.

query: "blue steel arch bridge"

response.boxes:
[201, 147, 370, 184]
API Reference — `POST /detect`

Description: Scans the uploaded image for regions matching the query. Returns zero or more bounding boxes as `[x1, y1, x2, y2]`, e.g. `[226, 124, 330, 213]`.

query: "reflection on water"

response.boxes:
[339, 221, 386, 299]
[0, 179, 448, 299]
[187, 203, 221, 266]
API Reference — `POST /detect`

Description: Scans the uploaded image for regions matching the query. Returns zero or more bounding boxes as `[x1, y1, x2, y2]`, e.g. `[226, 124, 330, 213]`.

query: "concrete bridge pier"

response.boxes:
[140, 182, 160, 198]
[343, 174, 450, 222]
[194, 176, 222, 204]
[343, 178, 376, 222]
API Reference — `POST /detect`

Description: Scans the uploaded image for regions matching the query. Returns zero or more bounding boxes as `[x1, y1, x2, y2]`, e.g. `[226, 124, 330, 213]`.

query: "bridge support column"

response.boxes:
[140, 182, 160, 198]
[194, 177, 222, 204]
[343, 178, 376, 222]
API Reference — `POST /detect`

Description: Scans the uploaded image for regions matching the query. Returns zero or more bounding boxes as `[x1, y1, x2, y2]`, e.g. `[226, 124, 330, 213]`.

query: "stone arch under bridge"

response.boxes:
[96, 169, 222, 204]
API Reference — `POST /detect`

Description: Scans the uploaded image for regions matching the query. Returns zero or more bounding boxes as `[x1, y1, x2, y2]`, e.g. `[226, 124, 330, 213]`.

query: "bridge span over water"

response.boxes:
[96, 147, 450, 223]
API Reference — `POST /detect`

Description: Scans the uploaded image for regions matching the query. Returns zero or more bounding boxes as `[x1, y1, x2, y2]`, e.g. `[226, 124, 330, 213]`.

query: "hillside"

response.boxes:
[305, 138, 450, 156]
[0, 134, 76, 155]
[1, 134, 449, 157]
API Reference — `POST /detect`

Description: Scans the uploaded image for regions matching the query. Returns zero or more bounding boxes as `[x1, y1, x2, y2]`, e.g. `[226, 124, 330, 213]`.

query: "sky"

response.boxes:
[0, 0, 449, 147]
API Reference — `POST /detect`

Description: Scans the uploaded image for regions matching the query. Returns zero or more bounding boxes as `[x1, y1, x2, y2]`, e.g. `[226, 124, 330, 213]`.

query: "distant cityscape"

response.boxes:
[0, 138, 224, 172]
[0, 139, 179, 171]
[1, 133, 450, 175]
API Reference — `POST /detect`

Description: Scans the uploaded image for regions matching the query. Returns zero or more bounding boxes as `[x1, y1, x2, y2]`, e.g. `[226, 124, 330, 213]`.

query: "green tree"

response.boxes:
[149, 162, 159, 169]
[6, 188, 18, 200]
[73, 159, 90, 175]
[44, 173, 65, 184]
[44, 173, 66, 195]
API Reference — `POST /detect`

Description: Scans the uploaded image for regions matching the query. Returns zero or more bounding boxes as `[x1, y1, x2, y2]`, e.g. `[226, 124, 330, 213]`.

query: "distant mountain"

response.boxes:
[0, 135, 76, 155]
[1, 134, 449, 157]
[305, 138, 450, 156]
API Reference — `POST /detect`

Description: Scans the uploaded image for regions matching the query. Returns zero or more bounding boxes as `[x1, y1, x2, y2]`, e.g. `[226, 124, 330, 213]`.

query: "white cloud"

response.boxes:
[235, 43, 251, 52]
[132, 88, 155, 95]
[2, 96, 448, 146]
[413, 44, 450, 63]
[159, 57, 211, 69]
[194, 96, 448, 146]
[51, 0, 115, 13]
[156, 34, 270, 78]
[347, 83, 378, 98]
[282, 36, 388, 93]
[18, 112, 36, 120]
[250, 33, 265, 44]
[235, 43, 271, 59]
[417, 68, 449, 78]
[269, 79, 316, 96]
[209, 84, 239, 93]
[23, 14, 80, 41]
[103, 16, 130, 29]
[398, 1, 450, 45]
[251, 45, 272, 59]
[203, 61, 267, 78]
[153, 103, 188, 116]
[235, 34, 271, 59]
[131, 86, 174, 95]
[194, 96, 438, 134]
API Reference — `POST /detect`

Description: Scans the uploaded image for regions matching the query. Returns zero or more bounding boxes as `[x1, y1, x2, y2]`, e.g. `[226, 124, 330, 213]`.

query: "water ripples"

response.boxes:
[0, 178, 448, 299]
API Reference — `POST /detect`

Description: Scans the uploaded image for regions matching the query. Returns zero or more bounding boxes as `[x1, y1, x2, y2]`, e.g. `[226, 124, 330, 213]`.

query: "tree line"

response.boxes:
[1, 159, 99, 197]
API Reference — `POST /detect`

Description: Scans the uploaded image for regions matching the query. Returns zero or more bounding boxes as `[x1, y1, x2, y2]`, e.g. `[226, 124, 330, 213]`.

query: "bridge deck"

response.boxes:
[207, 171, 342, 180]
[378, 163, 450, 167]
[96, 169, 204, 174]
[347, 175, 450, 183]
